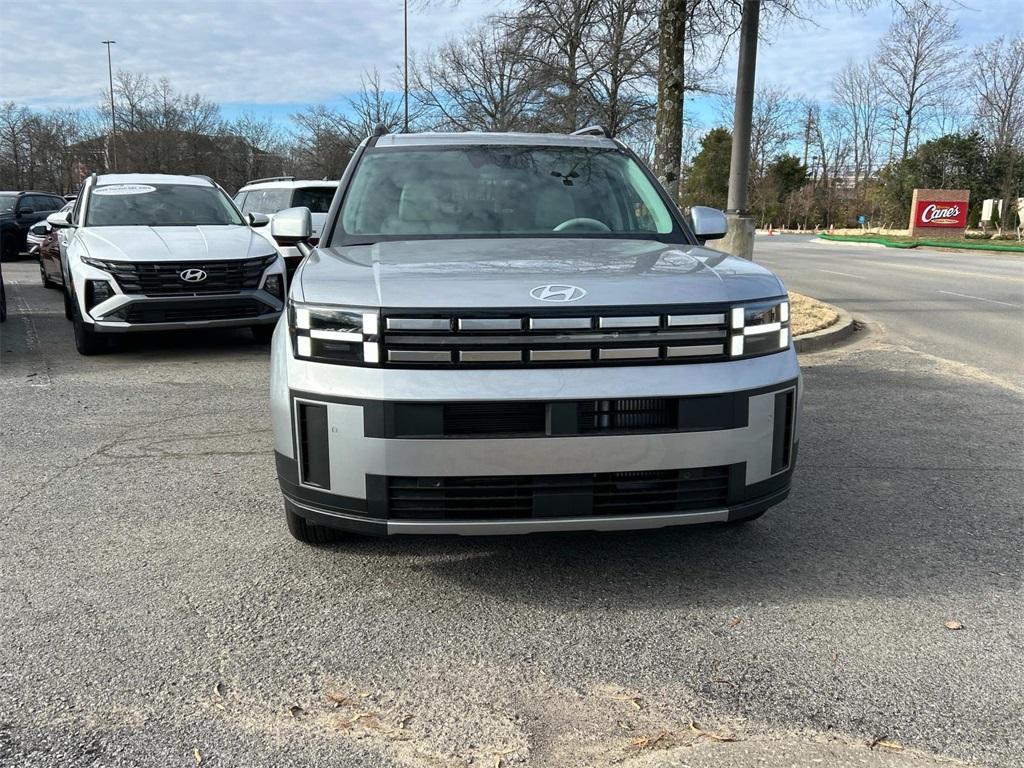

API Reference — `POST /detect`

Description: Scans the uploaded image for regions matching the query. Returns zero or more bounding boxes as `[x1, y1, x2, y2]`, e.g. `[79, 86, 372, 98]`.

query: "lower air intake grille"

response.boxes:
[579, 398, 676, 432]
[386, 466, 730, 520]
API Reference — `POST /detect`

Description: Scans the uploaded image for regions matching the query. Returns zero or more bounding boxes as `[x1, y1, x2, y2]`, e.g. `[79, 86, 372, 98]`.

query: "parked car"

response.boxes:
[233, 177, 338, 275]
[0, 191, 66, 261]
[38, 202, 74, 289]
[48, 173, 286, 355]
[267, 129, 801, 544]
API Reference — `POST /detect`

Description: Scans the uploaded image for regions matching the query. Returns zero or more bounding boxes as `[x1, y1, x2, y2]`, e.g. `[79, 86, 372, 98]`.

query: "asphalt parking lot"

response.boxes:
[1, 254, 1022, 767]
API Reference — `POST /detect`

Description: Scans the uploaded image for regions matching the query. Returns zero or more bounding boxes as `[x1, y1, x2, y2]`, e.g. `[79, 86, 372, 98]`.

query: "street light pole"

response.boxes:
[403, 0, 409, 133]
[102, 40, 117, 170]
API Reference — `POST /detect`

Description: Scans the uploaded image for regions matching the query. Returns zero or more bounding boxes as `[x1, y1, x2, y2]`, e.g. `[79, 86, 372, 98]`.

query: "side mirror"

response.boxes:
[688, 206, 727, 243]
[271, 207, 312, 246]
[47, 210, 72, 228]
[248, 212, 270, 228]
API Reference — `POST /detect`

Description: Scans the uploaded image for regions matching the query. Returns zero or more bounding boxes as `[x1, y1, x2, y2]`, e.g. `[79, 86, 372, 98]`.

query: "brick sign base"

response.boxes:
[909, 188, 970, 238]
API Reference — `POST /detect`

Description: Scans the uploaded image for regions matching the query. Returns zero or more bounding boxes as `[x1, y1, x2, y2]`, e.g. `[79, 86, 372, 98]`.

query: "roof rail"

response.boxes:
[571, 125, 611, 138]
[190, 174, 215, 184]
[245, 175, 295, 185]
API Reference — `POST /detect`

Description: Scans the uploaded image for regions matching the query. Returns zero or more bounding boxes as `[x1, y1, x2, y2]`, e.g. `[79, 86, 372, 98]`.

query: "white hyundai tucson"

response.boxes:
[48, 173, 286, 355]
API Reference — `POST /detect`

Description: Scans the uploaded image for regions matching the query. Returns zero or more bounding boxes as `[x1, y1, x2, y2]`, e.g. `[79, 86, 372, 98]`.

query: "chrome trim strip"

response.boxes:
[388, 349, 452, 362]
[667, 313, 725, 326]
[529, 317, 592, 330]
[386, 318, 451, 331]
[386, 509, 729, 535]
[529, 349, 592, 361]
[598, 316, 660, 329]
[667, 344, 723, 357]
[598, 347, 660, 360]
[459, 349, 523, 362]
[458, 318, 523, 331]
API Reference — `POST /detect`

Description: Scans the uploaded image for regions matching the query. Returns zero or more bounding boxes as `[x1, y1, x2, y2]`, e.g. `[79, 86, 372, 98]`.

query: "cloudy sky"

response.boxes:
[0, 0, 1020, 125]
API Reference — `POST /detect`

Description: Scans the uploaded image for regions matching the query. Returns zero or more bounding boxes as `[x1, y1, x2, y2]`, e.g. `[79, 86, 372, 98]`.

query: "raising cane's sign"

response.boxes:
[915, 200, 967, 228]
[908, 188, 970, 237]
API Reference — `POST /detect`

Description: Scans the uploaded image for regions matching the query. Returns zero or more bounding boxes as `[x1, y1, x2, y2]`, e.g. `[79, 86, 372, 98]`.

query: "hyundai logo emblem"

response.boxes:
[179, 268, 207, 283]
[530, 284, 587, 302]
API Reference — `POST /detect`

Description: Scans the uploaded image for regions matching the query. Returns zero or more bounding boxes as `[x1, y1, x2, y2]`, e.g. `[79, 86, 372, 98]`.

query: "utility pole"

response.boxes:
[102, 40, 117, 170]
[403, 0, 409, 133]
[720, 0, 760, 260]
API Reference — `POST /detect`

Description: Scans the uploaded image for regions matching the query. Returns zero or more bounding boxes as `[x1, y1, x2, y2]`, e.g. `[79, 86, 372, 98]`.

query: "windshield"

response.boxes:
[0, 195, 16, 214]
[337, 146, 677, 242]
[293, 186, 336, 213]
[86, 183, 244, 227]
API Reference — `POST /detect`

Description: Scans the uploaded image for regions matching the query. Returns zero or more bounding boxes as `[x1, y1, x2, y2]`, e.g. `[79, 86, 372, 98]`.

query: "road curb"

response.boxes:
[795, 307, 856, 353]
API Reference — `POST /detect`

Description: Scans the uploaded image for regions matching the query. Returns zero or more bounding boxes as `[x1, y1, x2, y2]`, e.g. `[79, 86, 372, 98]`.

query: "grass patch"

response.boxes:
[819, 233, 1024, 253]
[789, 292, 838, 336]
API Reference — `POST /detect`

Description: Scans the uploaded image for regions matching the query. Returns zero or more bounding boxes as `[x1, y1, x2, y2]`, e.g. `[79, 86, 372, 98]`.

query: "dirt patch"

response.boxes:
[789, 292, 838, 336]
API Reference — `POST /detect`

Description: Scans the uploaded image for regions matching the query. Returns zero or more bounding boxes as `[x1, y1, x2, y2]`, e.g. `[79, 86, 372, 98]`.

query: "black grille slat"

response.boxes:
[580, 398, 677, 432]
[386, 467, 730, 520]
[105, 256, 275, 295]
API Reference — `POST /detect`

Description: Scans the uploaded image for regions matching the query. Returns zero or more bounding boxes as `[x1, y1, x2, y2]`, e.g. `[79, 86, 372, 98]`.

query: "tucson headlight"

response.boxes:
[728, 298, 790, 358]
[288, 301, 380, 365]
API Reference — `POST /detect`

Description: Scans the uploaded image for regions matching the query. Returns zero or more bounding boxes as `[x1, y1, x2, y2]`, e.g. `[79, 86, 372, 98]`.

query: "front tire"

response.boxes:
[285, 502, 343, 545]
[72, 301, 107, 355]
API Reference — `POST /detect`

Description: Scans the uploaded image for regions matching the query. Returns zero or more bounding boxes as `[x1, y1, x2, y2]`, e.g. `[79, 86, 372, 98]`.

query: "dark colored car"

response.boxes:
[38, 202, 73, 289]
[0, 191, 66, 261]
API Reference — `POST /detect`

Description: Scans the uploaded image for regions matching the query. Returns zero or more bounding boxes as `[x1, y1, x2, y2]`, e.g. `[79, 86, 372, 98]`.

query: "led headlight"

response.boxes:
[728, 298, 790, 358]
[288, 301, 380, 364]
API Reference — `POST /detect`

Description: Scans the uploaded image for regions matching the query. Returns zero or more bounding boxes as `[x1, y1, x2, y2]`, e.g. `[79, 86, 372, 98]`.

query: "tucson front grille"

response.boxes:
[112, 299, 270, 324]
[378, 307, 730, 367]
[385, 466, 731, 520]
[100, 255, 276, 295]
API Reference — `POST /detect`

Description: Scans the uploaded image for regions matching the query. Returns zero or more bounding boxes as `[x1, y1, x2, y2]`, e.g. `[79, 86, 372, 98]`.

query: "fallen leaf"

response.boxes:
[945, 620, 964, 630]
[630, 731, 671, 750]
[193, 747, 203, 765]
[709, 678, 736, 688]
[869, 736, 904, 751]
[830, 651, 839, 663]
[608, 693, 643, 709]
[288, 705, 304, 718]
[728, 617, 742, 628]
[689, 719, 738, 743]
[212, 682, 224, 698]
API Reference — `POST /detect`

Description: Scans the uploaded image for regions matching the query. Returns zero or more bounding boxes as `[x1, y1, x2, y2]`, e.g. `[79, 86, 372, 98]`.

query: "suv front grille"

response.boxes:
[379, 307, 729, 367]
[111, 298, 271, 324]
[385, 466, 731, 520]
[102, 255, 276, 295]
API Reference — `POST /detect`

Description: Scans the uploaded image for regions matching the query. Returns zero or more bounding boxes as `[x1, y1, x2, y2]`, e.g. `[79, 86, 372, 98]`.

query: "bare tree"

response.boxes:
[971, 35, 1024, 232]
[413, 23, 543, 131]
[289, 105, 353, 179]
[832, 60, 884, 186]
[875, 0, 961, 161]
[345, 68, 414, 137]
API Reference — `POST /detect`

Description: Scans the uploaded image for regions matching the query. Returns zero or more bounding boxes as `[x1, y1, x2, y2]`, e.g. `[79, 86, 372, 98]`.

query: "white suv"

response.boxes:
[233, 178, 338, 274]
[48, 173, 286, 355]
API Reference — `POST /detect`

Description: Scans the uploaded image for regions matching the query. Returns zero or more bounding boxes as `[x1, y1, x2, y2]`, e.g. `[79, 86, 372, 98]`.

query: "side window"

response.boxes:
[39, 196, 61, 213]
[242, 188, 290, 214]
[234, 192, 248, 211]
[16, 195, 34, 212]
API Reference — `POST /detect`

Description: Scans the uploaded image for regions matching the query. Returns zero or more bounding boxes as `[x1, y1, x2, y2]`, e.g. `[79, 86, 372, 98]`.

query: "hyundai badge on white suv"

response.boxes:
[49, 173, 285, 355]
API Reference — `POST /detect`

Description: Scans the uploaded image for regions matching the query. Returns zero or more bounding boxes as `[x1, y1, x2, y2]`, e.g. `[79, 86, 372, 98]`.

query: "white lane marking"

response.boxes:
[818, 269, 866, 280]
[937, 290, 1023, 309]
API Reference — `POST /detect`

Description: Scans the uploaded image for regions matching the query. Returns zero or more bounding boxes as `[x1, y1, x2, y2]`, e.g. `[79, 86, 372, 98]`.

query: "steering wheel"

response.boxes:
[553, 217, 611, 233]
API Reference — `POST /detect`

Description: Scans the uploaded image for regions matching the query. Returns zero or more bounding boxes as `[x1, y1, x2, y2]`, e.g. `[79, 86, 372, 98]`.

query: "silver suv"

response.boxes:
[49, 173, 286, 355]
[268, 130, 800, 543]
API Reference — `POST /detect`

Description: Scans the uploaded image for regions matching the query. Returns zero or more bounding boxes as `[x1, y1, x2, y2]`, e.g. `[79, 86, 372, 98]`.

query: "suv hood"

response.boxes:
[77, 225, 276, 262]
[297, 238, 786, 307]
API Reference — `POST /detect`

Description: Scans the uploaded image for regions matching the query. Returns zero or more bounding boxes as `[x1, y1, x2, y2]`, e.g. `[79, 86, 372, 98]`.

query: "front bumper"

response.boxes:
[271, 333, 801, 536]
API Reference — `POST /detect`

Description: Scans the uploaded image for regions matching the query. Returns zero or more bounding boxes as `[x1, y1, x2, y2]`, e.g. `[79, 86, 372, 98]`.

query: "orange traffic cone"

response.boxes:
[768, 224, 775, 236]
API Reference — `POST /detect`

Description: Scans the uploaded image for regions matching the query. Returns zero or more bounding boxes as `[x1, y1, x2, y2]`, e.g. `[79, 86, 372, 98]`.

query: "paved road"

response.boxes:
[0, 258, 1021, 767]
[755, 234, 1024, 389]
